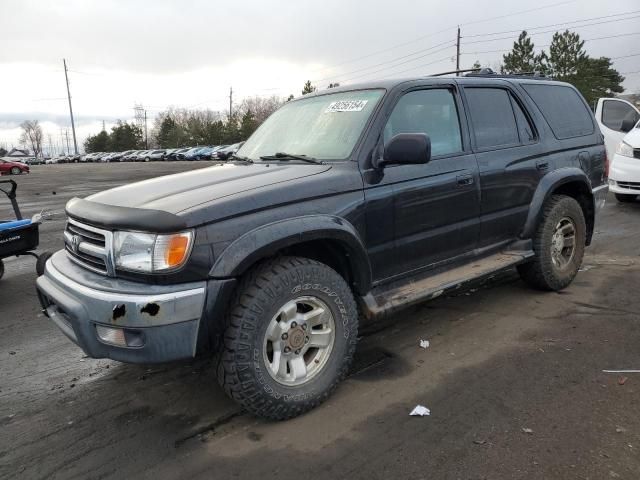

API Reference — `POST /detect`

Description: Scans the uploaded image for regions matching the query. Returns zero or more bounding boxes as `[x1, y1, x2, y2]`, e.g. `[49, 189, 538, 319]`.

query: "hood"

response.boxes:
[87, 162, 331, 215]
[622, 127, 640, 148]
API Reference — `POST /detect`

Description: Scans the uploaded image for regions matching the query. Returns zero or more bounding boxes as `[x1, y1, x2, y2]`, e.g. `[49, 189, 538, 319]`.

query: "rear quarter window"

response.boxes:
[522, 84, 594, 139]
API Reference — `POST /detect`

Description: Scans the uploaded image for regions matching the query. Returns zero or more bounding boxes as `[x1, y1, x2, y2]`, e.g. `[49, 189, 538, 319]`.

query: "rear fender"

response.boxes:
[520, 168, 593, 240]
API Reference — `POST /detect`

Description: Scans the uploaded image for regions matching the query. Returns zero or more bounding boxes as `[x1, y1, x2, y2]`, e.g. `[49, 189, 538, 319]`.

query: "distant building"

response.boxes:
[6, 148, 31, 158]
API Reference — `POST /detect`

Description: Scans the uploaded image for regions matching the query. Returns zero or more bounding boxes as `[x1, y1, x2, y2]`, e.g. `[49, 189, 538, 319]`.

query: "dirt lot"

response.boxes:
[1, 163, 639, 480]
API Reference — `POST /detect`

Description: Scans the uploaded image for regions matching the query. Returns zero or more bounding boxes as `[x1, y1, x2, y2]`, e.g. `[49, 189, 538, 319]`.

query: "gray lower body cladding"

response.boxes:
[36, 250, 232, 363]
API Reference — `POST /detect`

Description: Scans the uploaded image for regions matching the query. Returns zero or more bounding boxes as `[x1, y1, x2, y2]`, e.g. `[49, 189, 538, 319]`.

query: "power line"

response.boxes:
[311, 39, 456, 84]
[462, 9, 640, 38]
[307, 0, 577, 78]
[464, 22, 640, 45]
[378, 56, 454, 80]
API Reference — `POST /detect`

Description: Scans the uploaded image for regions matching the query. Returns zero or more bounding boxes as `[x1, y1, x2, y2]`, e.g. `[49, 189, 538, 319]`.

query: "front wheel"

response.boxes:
[615, 193, 637, 203]
[216, 256, 359, 420]
[10, 167, 21, 175]
[518, 195, 586, 291]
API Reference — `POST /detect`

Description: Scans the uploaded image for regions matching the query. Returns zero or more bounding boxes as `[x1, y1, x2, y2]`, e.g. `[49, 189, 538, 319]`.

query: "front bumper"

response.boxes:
[609, 153, 640, 194]
[36, 250, 208, 363]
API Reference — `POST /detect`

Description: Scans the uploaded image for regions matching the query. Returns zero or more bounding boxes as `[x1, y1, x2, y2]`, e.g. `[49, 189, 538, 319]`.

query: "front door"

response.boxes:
[595, 98, 640, 160]
[362, 86, 480, 282]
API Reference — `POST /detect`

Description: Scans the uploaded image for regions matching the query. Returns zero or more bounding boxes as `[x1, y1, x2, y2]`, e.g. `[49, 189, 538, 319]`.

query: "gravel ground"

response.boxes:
[1, 163, 639, 480]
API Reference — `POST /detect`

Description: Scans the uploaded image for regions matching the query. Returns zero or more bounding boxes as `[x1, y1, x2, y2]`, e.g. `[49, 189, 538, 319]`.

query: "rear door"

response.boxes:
[461, 83, 544, 247]
[595, 98, 640, 160]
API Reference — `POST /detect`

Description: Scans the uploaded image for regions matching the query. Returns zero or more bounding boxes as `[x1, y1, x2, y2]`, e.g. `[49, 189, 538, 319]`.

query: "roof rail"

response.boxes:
[429, 68, 482, 77]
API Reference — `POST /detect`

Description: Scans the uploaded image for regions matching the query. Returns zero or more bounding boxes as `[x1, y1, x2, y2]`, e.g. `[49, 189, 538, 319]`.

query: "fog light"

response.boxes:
[95, 325, 144, 347]
[609, 179, 616, 186]
[96, 325, 127, 346]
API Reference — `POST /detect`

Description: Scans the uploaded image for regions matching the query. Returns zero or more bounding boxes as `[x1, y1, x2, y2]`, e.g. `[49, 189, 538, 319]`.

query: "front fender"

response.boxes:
[209, 215, 372, 294]
[520, 167, 592, 240]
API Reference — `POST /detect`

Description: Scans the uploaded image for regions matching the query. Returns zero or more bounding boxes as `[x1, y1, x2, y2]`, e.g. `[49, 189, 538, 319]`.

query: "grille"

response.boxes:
[64, 219, 114, 275]
[617, 181, 640, 191]
[634, 148, 640, 160]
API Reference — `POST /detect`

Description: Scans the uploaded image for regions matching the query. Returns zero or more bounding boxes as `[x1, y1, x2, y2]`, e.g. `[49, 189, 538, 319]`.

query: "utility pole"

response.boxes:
[64, 129, 71, 155]
[229, 86, 233, 118]
[456, 26, 461, 76]
[63, 59, 79, 154]
[144, 110, 148, 149]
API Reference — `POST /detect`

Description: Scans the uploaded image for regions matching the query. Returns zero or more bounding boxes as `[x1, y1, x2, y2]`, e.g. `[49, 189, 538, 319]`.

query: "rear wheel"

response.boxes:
[216, 256, 359, 420]
[0, 259, 4, 280]
[615, 193, 637, 203]
[518, 195, 586, 291]
[10, 167, 21, 175]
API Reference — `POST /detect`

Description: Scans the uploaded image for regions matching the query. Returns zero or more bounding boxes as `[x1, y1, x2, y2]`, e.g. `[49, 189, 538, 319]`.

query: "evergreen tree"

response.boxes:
[84, 130, 110, 153]
[240, 109, 258, 139]
[502, 31, 546, 74]
[302, 80, 316, 95]
[547, 30, 587, 78]
[109, 122, 143, 151]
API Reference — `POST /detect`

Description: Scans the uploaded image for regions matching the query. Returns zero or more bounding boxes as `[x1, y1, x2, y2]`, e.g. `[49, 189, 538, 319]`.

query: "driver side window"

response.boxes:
[384, 89, 463, 157]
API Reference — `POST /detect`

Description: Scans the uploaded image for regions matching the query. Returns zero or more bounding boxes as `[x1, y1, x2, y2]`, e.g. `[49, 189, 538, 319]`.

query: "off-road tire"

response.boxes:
[518, 195, 586, 291]
[10, 167, 21, 175]
[215, 256, 359, 420]
[615, 193, 636, 203]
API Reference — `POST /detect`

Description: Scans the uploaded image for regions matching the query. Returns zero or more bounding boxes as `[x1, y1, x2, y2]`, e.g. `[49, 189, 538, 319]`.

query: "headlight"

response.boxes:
[113, 230, 193, 273]
[616, 141, 635, 158]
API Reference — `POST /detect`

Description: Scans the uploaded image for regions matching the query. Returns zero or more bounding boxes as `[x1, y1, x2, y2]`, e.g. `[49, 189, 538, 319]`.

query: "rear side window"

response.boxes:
[601, 100, 640, 132]
[522, 84, 594, 139]
[465, 88, 519, 150]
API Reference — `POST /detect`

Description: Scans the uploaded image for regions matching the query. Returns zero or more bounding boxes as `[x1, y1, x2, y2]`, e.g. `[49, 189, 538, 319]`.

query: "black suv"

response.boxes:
[37, 73, 608, 420]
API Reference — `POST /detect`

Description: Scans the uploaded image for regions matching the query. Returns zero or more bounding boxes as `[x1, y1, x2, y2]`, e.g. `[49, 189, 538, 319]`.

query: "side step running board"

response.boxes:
[360, 250, 534, 320]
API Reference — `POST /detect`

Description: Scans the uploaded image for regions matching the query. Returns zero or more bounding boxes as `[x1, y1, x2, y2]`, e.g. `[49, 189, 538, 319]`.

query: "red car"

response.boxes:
[0, 159, 30, 175]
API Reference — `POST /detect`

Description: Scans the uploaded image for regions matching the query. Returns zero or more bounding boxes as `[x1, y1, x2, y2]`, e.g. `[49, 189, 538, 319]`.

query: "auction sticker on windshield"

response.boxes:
[325, 100, 368, 113]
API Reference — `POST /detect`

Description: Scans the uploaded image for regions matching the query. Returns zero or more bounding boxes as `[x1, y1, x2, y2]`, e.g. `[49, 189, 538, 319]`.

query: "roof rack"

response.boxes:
[465, 68, 548, 79]
[429, 67, 549, 80]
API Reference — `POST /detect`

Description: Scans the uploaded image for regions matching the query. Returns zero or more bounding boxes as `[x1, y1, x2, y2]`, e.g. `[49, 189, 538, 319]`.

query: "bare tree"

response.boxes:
[237, 96, 284, 124]
[19, 120, 44, 158]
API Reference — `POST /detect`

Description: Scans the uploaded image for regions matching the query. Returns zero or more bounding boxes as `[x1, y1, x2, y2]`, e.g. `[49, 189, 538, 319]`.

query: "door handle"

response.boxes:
[536, 160, 550, 170]
[456, 173, 474, 186]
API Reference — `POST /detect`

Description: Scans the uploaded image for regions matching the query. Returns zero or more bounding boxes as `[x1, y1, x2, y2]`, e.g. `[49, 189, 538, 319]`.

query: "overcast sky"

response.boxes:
[1, 0, 638, 153]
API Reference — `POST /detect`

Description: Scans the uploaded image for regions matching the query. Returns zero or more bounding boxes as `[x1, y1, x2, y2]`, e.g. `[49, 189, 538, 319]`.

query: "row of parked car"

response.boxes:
[43, 143, 244, 164]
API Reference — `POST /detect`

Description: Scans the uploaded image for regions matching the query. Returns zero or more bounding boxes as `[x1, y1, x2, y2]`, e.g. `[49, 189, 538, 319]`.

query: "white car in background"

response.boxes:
[595, 97, 640, 203]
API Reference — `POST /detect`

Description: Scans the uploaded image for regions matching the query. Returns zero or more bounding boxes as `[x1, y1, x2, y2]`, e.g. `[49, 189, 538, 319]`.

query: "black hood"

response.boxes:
[87, 162, 331, 214]
[66, 163, 333, 231]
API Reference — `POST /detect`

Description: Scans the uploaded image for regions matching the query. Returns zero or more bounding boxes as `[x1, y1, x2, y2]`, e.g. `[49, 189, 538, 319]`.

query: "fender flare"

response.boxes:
[209, 215, 372, 294]
[520, 167, 593, 240]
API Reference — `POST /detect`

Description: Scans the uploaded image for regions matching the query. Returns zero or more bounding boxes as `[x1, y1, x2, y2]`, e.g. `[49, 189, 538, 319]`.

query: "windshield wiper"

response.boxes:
[259, 152, 325, 165]
[227, 154, 253, 164]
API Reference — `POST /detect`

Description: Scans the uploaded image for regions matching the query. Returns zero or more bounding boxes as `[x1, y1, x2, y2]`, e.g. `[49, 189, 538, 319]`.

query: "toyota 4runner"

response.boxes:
[37, 72, 608, 420]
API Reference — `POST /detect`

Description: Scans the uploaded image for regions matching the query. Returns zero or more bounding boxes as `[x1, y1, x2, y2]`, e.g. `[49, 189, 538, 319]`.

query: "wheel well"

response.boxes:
[552, 181, 595, 245]
[279, 239, 359, 291]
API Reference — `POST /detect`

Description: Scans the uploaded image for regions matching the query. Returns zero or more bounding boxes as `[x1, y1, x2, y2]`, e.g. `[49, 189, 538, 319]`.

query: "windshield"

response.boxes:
[238, 89, 384, 161]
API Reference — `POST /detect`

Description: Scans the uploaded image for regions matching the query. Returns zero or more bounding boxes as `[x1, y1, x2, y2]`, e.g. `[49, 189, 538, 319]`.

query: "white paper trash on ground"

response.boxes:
[409, 405, 431, 416]
[420, 339, 430, 349]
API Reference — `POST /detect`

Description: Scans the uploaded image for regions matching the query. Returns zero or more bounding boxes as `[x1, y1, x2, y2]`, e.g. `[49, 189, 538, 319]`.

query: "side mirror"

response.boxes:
[376, 133, 431, 168]
[620, 115, 638, 133]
